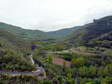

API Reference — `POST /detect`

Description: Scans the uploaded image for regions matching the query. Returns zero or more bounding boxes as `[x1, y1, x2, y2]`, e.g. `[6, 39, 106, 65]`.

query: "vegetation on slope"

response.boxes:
[0, 22, 46, 39]
[47, 26, 80, 39]
[66, 16, 112, 48]
[0, 22, 80, 40]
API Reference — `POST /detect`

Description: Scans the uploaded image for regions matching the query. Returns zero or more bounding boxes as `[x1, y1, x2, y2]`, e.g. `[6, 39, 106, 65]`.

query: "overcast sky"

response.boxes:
[0, 0, 112, 31]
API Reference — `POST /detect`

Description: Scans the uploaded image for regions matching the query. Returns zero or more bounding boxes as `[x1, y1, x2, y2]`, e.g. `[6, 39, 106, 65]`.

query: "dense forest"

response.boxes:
[0, 16, 112, 84]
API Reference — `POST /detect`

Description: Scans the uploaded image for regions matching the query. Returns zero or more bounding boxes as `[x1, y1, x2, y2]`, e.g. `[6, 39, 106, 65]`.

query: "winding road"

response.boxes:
[0, 53, 46, 79]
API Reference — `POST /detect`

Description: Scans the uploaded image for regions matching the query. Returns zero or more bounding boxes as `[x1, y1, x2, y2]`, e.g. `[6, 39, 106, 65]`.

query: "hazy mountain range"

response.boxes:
[0, 15, 112, 49]
[0, 22, 80, 40]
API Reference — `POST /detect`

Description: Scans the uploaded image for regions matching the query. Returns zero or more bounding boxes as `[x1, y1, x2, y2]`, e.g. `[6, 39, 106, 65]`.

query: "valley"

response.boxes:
[0, 16, 112, 84]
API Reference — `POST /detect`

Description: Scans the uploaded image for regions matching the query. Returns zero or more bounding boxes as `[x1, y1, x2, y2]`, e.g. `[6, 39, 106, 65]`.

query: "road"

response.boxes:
[30, 54, 35, 64]
[0, 54, 46, 79]
[0, 71, 41, 75]
[47, 48, 98, 55]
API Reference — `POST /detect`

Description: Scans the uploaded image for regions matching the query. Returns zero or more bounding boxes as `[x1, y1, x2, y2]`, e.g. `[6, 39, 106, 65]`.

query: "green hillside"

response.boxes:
[88, 31, 112, 48]
[0, 29, 35, 72]
[65, 16, 112, 48]
[0, 22, 47, 39]
[47, 26, 80, 39]
[0, 22, 80, 40]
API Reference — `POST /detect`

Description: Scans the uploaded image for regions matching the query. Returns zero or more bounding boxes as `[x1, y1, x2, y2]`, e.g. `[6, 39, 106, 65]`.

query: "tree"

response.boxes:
[72, 57, 86, 67]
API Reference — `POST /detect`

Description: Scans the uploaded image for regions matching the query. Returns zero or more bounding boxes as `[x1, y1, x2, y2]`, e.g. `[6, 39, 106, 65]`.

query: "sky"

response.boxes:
[0, 0, 112, 31]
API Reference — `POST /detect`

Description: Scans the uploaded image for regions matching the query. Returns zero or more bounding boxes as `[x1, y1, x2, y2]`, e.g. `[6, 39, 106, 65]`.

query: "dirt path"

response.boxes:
[47, 48, 97, 56]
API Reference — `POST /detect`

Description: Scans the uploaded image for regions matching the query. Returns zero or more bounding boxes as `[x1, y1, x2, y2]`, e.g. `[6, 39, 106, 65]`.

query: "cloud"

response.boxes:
[0, 0, 112, 31]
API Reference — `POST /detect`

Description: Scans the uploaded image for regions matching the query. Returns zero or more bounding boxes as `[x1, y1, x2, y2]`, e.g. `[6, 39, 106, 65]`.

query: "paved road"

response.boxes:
[30, 54, 35, 64]
[0, 67, 43, 75]
[0, 54, 47, 79]
[0, 67, 46, 79]
[0, 71, 40, 75]
[0, 52, 46, 77]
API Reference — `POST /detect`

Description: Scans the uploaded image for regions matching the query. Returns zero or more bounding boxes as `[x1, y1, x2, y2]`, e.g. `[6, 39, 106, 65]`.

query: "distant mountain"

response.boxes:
[1, 15, 112, 49]
[65, 16, 112, 48]
[0, 22, 47, 39]
[47, 26, 80, 39]
[0, 22, 80, 40]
